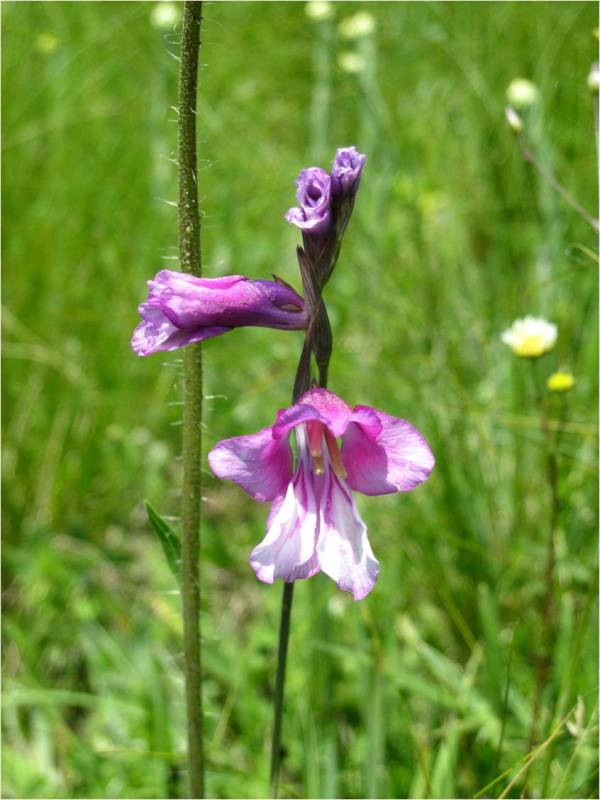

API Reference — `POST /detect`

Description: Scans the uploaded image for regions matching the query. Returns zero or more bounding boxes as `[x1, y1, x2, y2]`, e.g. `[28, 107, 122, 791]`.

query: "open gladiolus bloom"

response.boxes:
[132, 270, 307, 356]
[208, 388, 434, 599]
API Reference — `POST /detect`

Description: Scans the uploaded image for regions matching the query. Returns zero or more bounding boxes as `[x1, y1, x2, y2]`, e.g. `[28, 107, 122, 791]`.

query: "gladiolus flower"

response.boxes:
[285, 167, 332, 234]
[132, 270, 307, 356]
[501, 316, 557, 358]
[208, 388, 434, 600]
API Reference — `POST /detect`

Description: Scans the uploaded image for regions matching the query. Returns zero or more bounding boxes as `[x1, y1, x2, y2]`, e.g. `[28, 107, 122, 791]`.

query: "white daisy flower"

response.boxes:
[501, 316, 557, 358]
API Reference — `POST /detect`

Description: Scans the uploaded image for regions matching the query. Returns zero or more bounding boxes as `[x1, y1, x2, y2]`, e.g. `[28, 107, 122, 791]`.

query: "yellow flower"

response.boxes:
[546, 372, 575, 392]
[501, 316, 557, 358]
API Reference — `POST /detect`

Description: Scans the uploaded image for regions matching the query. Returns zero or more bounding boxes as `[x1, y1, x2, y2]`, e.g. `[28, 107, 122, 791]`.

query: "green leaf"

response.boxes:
[144, 501, 181, 581]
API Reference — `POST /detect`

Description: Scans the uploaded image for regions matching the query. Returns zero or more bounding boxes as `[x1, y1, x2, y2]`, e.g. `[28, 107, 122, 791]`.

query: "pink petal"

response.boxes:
[317, 470, 379, 600]
[207, 426, 292, 502]
[342, 406, 435, 496]
[250, 461, 320, 583]
[273, 388, 353, 440]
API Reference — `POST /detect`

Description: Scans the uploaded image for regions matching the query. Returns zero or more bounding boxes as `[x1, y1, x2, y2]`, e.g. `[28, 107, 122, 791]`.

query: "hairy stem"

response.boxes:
[179, 3, 204, 797]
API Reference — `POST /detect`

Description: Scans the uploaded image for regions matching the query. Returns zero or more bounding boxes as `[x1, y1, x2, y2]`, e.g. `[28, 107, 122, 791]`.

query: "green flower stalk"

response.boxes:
[178, 2, 204, 797]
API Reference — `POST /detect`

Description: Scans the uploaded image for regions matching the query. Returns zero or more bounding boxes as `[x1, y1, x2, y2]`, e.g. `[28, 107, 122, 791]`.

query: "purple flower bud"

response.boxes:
[285, 167, 332, 234]
[331, 146, 367, 197]
[132, 270, 307, 356]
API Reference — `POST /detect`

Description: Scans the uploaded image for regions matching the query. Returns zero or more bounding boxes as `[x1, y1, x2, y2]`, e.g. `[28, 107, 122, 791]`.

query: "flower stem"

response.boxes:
[269, 580, 295, 797]
[178, 3, 204, 797]
[524, 361, 561, 774]
[270, 262, 332, 796]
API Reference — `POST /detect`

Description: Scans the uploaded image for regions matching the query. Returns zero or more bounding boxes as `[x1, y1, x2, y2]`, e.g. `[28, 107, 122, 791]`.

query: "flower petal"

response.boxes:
[131, 305, 230, 355]
[250, 461, 320, 583]
[273, 388, 353, 440]
[342, 406, 435, 496]
[317, 471, 379, 600]
[208, 426, 292, 502]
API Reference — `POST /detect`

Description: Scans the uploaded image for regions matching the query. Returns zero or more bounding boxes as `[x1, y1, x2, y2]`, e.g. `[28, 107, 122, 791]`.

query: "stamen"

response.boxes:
[312, 454, 325, 475]
[307, 420, 324, 458]
[324, 428, 347, 479]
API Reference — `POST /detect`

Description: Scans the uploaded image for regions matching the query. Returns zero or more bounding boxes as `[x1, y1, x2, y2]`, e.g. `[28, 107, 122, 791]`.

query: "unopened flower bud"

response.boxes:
[506, 78, 539, 110]
[546, 371, 575, 393]
[587, 62, 599, 94]
[505, 106, 523, 133]
[305, 1, 333, 21]
[339, 11, 376, 39]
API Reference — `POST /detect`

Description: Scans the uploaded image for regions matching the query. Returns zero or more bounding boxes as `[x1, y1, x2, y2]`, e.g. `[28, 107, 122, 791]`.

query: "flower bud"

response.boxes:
[285, 167, 332, 235]
[506, 78, 539, 110]
[132, 271, 307, 356]
[546, 371, 575, 392]
[587, 62, 599, 94]
[505, 106, 523, 133]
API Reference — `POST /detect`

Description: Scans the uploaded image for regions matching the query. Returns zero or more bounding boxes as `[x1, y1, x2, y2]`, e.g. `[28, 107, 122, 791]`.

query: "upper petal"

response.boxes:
[249, 460, 320, 584]
[208, 426, 293, 502]
[273, 388, 353, 440]
[342, 406, 435, 496]
[316, 470, 379, 600]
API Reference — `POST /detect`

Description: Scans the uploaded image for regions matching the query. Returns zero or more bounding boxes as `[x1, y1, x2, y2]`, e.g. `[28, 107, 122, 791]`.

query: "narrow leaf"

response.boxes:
[145, 500, 182, 580]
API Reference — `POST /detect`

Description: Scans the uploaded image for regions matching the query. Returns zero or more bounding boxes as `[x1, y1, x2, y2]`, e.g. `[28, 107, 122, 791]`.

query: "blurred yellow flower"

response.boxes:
[546, 371, 575, 392]
[338, 51, 366, 74]
[506, 78, 539, 109]
[36, 32, 59, 55]
[150, 2, 178, 30]
[501, 316, 557, 358]
[305, 1, 333, 21]
[339, 11, 376, 39]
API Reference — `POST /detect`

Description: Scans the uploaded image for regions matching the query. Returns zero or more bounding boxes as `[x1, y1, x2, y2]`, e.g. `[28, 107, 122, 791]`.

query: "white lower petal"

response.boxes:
[249, 460, 320, 584]
[317, 471, 380, 600]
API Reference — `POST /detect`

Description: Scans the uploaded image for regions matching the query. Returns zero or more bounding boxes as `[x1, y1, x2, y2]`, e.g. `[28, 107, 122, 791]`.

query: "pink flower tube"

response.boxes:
[131, 270, 307, 356]
[208, 387, 435, 600]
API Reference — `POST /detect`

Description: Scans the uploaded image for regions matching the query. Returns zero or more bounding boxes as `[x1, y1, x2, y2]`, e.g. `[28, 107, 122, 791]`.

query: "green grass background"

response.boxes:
[2, 2, 598, 797]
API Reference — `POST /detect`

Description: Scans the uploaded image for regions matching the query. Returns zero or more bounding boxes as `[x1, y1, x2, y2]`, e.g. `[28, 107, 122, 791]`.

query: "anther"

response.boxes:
[324, 428, 347, 480]
[308, 421, 324, 459]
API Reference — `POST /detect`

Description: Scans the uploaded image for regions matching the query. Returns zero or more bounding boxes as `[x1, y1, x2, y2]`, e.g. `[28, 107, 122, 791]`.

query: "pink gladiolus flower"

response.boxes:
[131, 270, 307, 356]
[208, 388, 435, 600]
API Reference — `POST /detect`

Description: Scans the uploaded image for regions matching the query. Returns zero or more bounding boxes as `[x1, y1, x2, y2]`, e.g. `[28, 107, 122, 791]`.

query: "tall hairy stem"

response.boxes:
[179, 3, 204, 796]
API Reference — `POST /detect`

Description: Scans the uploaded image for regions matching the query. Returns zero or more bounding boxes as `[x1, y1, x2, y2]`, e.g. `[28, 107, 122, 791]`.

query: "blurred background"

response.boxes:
[2, 2, 598, 798]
